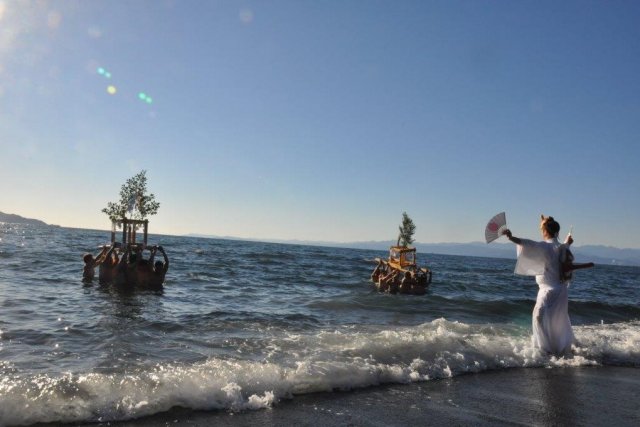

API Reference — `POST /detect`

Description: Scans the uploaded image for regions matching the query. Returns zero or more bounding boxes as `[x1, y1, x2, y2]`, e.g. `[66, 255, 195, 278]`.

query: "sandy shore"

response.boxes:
[77, 366, 639, 427]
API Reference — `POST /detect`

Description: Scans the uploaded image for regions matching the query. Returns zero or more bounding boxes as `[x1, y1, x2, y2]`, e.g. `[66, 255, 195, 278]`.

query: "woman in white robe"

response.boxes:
[503, 215, 574, 356]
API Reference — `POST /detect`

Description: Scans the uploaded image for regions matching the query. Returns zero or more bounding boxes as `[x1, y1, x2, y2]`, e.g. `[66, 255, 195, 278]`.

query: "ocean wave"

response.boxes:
[1, 318, 638, 426]
[570, 300, 640, 321]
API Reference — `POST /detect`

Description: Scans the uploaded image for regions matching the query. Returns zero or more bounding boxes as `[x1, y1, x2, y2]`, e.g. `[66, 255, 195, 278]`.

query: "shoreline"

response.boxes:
[74, 366, 639, 427]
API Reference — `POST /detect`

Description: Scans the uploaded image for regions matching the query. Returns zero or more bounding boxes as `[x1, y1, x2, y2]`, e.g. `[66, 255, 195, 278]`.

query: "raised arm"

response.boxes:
[149, 246, 158, 264]
[94, 246, 109, 266]
[158, 246, 169, 272]
[118, 246, 131, 266]
[503, 229, 522, 245]
[104, 244, 116, 260]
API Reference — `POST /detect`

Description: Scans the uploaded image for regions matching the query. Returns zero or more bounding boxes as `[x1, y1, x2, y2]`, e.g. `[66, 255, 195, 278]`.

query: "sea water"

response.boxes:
[0, 224, 639, 425]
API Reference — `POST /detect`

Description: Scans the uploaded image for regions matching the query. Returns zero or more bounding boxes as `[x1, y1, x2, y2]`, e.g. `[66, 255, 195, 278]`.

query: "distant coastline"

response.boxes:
[0, 211, 48, 227]
[1, 211, 637, 266]
[187, 234, 640, 267]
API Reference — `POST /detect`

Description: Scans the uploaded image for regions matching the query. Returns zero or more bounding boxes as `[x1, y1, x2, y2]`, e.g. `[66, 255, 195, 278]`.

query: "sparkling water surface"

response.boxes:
[1, 224, 639, 425]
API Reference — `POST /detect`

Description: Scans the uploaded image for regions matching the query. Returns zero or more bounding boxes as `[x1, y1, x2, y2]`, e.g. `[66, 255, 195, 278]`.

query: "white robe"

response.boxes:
[515, 237, 574, 355]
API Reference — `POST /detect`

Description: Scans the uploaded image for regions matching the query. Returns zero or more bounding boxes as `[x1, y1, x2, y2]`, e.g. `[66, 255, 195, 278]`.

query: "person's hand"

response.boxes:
[502, 229, 512, 239]
[565, 234, 574, 245]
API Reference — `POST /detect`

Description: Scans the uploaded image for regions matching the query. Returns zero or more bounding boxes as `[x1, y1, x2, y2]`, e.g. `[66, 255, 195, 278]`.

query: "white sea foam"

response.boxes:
[1, 318, 639, 426]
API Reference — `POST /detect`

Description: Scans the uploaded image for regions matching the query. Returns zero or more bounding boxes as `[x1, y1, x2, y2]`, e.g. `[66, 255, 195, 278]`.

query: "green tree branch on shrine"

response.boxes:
[397, 212, 416, 247]
[102, 170, 160, 223]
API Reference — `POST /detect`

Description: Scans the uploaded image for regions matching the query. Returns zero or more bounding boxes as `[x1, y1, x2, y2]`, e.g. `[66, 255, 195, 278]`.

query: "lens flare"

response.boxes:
[138, 92, 153, 104]
[97, 67, 111, 78]
[239, 8, 254, 24]
[95, 67, 154, 104]
[47, 11, 62, 30]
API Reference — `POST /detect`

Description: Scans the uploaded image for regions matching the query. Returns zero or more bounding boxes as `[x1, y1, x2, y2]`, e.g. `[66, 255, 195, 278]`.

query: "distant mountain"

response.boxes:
[0, 211, 49, 226]
[570, 245, 640, 267]
[186, 234, 640, 267]
[345, 241, 640, 267]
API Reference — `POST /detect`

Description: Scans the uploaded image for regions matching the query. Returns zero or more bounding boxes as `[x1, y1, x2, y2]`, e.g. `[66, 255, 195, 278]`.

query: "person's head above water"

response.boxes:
[540, 215, 560, 239]
[83, 253, 94, 264]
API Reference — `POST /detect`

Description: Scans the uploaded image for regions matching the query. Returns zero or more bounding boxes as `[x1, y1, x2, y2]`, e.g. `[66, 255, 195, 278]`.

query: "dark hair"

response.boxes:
[541, 215, 560, 237]
[83, 253, 93, 263]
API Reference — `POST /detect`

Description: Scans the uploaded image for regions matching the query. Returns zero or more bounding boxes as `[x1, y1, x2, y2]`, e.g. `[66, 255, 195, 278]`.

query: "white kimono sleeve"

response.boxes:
[514, 239, 547, 276]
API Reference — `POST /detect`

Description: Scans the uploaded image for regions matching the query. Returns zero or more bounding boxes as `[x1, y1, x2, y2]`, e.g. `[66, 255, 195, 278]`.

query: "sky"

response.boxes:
[1, 0, 639, 247]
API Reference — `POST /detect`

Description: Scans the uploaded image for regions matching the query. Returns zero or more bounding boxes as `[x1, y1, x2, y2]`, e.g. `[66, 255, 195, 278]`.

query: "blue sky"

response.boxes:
[1, 1, 639, 247]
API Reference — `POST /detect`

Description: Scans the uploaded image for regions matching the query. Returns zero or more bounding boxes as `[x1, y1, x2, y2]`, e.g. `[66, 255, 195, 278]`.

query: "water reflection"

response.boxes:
[525, 367, 579, 425]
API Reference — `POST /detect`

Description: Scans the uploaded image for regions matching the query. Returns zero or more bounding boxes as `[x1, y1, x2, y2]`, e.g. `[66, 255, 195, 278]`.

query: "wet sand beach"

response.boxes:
[81, 366, 640, 427]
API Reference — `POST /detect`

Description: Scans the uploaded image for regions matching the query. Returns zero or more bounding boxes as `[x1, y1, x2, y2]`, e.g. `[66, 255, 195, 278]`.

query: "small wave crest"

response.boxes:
[1, 318, 638, 425]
